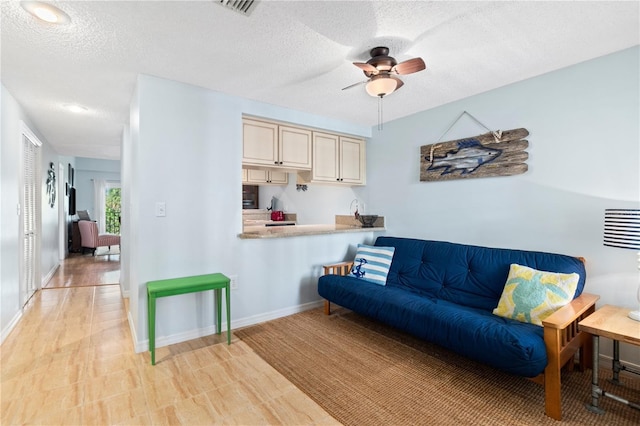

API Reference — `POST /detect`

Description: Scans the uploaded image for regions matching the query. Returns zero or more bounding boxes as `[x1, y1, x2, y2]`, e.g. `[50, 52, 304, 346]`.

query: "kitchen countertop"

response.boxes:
[239, 224, 385, 239]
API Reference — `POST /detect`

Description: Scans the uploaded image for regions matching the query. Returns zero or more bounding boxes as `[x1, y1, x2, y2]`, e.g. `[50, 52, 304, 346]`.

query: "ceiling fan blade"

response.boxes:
[392, 57, 426, 75]
[341, 80, 368, 91]
[353, 62, 378, 74]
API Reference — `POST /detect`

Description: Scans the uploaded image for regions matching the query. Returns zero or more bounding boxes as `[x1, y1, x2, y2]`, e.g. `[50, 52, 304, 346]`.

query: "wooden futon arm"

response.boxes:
[322, 261, 354, 276]
[542, 292, 599, 330]
[540, 292, 599, 420]
[322, 261, 353, 315]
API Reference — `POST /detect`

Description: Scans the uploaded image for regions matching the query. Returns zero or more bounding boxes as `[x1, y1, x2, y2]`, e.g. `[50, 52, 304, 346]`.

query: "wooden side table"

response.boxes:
[578, 305, 640, 414]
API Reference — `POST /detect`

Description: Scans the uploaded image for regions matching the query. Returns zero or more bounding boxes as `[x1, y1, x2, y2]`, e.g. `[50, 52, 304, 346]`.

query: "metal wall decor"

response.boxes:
[420, 112, 529, 182]
[46, 162, 56, 207]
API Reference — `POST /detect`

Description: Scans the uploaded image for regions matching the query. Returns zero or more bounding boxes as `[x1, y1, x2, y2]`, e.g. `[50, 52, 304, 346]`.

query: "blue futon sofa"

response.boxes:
[318, 236, 598, 420]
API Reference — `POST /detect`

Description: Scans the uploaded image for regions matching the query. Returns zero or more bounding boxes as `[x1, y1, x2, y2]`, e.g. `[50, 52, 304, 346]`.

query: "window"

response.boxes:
[104, 183, 121, 234]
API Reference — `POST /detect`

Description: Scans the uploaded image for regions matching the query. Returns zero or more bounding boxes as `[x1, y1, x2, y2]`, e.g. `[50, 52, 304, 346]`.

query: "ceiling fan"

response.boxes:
[343, 46, 426, 97]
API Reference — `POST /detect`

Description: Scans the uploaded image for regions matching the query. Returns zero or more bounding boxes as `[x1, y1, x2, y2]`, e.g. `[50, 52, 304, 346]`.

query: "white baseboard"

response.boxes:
[128, 310, 142, 353]
[133, 300, 324, 353]
[598, 353, 640, 373]
[231, 300, 324, 330]
[41, 263, 59, 288]
[1, 310, 23, 345]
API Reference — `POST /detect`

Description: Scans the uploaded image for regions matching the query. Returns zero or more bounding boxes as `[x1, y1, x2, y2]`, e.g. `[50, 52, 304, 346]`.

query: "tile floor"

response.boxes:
[1, 283, 340, 425]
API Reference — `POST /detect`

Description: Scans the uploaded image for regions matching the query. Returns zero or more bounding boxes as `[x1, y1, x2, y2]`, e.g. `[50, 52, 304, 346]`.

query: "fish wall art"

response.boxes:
[420, 128, 529, 182]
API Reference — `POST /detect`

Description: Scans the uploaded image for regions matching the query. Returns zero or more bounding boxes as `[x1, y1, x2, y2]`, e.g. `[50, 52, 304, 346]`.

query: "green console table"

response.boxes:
[146, 272, 231, 365]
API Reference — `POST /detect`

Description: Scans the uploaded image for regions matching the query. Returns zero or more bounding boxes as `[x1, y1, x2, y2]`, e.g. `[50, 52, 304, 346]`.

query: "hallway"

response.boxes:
[0, 262, 335, 424]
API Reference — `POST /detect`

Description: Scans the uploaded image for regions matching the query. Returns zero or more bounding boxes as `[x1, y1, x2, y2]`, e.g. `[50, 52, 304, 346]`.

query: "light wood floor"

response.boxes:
[1, 255, 339, 425]
[45, 248, 120, 288]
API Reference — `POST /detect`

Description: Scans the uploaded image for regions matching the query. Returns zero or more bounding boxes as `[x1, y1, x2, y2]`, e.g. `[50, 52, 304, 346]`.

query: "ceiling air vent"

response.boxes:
[217, 0, 259, 16]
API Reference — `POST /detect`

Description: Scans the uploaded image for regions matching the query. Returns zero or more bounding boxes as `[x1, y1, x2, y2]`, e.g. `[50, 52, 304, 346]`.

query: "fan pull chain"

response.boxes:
[378, 96, 384, 131]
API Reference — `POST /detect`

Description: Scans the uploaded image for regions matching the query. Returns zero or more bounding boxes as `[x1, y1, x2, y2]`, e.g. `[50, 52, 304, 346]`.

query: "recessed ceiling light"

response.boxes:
[21, 1, 71, 25]
[63, 104, 88, 113]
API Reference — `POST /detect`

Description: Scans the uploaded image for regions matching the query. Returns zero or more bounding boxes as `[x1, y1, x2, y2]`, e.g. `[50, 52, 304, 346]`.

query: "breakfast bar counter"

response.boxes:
[239, 224, 385, 239]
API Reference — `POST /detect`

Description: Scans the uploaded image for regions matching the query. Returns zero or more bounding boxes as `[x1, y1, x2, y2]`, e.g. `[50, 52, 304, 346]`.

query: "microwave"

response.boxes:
[242, 185, 259, 209]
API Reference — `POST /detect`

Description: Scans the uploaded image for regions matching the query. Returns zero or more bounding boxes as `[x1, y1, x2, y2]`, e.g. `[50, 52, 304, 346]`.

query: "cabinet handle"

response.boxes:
[274, 161, 278, 165]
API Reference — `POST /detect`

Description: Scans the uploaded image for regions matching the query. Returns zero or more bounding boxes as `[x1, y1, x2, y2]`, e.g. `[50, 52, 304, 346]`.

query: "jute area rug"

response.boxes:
[235, 308, 640, 426]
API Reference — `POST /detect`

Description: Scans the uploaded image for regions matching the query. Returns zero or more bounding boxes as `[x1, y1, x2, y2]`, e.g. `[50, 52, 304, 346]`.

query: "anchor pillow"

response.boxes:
[351, 244, 395, 286]
[493, 263, 580, 326]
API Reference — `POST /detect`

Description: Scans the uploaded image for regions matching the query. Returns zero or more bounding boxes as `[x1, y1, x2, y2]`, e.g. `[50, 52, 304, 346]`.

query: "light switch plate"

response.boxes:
[155, 202, 166, 217]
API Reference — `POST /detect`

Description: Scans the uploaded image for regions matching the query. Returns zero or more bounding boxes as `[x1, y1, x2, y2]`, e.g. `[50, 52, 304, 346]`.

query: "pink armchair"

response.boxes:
[77, 220, 120, 256]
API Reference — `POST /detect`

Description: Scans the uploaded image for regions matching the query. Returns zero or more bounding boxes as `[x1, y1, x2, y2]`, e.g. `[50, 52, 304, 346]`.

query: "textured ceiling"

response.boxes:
[2, 1, 638, 160]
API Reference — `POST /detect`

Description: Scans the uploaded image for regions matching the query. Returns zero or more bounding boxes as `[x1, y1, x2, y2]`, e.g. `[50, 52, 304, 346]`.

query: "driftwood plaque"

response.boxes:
[420, 128, 529, 182]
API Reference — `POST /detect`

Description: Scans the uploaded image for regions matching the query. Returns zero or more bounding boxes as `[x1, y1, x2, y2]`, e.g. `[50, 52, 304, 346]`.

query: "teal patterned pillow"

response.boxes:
[351, 244, 395, 286]
[493, 264, 579, 326]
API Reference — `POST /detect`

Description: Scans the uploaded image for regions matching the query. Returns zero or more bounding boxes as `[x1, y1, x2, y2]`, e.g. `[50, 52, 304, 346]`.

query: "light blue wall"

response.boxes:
[125, 47, 639, 365]
[40, 142, 61, 283]
[1, 85, 25, 341]
[1, 84, 61, 342]
[74, 157, 121, 219]
[125, 74, 374, 350]
[366, 46, 640, 363]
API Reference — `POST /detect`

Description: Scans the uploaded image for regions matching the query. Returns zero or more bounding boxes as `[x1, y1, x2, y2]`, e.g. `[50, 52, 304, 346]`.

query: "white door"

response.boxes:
[20, 127, 42, 306]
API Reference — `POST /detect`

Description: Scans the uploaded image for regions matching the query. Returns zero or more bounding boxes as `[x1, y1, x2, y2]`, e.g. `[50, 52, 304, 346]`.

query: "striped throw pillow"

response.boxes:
[350, 244, 395, 286]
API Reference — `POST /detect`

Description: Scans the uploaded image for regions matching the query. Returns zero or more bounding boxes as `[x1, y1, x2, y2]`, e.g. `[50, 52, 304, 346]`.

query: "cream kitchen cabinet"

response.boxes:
[242, 118, 311, 170]
[243, 168, 288, 185]
[299, 132, 365, 185]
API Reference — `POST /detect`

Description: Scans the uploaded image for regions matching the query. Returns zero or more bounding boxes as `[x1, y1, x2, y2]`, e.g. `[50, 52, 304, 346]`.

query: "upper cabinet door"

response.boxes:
[246, 169, 268, 183]
[242, 119, 279, 166]
[267, 170, 288, 184]
[339, 137, 365, 184]
[244, 168, 288, 185]
[279, 126, 311, 170]
[311, 132, 340, 182]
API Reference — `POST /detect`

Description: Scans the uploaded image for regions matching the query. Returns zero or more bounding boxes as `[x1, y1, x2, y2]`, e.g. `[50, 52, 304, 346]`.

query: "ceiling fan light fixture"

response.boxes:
[21, 1, 71, 24]
[365, 75, 398, 97]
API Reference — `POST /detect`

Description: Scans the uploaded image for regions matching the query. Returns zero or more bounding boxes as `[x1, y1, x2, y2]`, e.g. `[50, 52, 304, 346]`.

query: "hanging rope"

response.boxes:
[428, 111, 502, 162]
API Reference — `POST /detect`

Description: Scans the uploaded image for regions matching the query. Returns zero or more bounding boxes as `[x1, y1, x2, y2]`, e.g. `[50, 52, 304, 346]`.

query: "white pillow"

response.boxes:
[76, 210, 91, 221]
